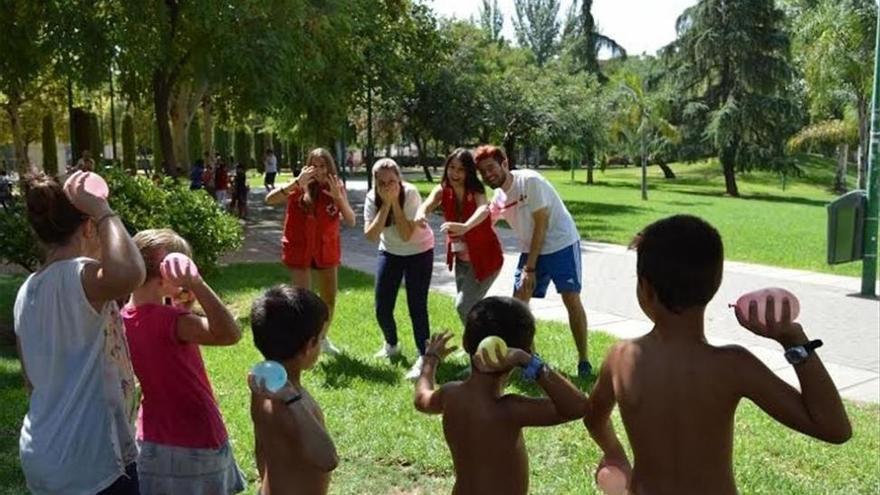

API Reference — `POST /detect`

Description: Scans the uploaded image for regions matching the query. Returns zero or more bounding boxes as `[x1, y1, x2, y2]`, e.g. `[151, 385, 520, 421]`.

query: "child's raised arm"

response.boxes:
[733, 297, 851, 444]
[477, 348, 588, 426]
[414, 332, 458, 414]
[170, 264, 241, 346]
[583, 344, 631, 474]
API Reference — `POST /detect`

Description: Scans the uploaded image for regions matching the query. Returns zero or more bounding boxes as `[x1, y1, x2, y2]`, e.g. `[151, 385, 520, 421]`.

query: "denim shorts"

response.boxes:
[137, 440, 246, 495]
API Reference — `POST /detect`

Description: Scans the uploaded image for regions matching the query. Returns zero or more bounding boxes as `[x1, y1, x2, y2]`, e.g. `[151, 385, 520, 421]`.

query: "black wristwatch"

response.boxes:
[784, 339, 823, 365]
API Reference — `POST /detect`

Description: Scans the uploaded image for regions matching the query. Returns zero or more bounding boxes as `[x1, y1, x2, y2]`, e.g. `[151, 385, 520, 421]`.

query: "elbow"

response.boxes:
[559, 396, 590, 422]
[344, 217, 356, 228]
[219, 328, 243, 346]
[318, 451, 339, 473]
[364, 230, 379, 243]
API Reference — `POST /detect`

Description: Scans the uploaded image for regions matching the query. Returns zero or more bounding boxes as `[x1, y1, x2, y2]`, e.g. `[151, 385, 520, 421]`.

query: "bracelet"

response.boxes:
[95, 212, 118, 228]
[284, 393, 303, 405]
[523, 266, 536, 273]
[521, 353, 545, 381]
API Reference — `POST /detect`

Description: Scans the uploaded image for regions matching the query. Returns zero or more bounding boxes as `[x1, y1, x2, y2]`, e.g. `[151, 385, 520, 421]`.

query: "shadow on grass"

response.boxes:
[318, 353, 401, 388]
[208, 262, 376, 297]
[563, 200, 652, 241]
[668, 188, 831, 208]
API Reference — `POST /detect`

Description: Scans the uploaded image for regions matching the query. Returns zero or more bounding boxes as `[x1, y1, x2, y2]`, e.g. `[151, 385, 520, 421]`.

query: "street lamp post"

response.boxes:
[861, 6, 880, 296]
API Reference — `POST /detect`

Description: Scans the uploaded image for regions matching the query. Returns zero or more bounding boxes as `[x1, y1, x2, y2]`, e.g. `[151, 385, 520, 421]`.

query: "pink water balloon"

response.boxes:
[160, 252, 200, 280]
[595, 464, 628, 495]
[64, 171, 109, 199]
[731, 287, 800, 326]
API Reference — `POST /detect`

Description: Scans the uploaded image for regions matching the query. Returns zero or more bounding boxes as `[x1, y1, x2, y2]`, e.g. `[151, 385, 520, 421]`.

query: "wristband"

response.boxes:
[523, 266, 536, 273]
[424, 352, 441, 361]
[521, 353, 545, 381]
[284, 393, 303, 405]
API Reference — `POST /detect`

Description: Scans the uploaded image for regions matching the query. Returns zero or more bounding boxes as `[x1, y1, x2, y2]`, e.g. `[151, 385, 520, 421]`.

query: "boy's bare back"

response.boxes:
[251, 389, 331, 495]
[439, 380, 530, 495]
[603, 334, 745, 494]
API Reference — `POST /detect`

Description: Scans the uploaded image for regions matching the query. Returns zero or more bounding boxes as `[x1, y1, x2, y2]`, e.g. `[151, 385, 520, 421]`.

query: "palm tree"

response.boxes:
[571, 0, 627, 80]
[612, 71, 679, 200]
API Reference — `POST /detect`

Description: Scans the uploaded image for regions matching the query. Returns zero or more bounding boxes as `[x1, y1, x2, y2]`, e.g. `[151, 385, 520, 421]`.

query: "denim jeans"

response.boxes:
[375, 249, 433, 355]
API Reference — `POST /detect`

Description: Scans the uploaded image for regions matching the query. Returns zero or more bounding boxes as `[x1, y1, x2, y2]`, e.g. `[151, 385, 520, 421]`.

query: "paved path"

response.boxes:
[224, 179, 880, 403]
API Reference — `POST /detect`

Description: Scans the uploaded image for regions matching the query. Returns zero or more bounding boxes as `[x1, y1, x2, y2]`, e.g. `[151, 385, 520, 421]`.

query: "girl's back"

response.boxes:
[15, 258, 137, 493]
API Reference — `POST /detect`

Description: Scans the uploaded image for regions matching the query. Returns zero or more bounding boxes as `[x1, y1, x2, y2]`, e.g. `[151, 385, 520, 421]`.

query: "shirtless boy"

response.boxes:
[413, 296, 587, 495]
[584, 215, 851, 494]
[249, 285, 339, 495]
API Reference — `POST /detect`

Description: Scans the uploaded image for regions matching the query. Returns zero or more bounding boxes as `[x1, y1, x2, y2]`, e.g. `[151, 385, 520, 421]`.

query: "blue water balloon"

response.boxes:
[251, 360, 288, 393]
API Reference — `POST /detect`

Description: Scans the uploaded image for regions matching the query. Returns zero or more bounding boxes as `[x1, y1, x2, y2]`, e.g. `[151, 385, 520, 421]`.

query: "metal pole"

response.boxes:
[861, 6, 880, 296]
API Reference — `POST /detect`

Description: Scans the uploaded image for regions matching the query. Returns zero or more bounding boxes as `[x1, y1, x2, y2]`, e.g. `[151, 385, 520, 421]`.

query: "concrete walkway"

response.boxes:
[224, 180, 880, 403]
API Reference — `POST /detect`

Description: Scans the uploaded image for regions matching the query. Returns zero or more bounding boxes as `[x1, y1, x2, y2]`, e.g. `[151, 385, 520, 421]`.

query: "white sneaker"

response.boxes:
[373, 342, 401, 359]
[321, 338, 341, 356]
[405, 356, 425, 381]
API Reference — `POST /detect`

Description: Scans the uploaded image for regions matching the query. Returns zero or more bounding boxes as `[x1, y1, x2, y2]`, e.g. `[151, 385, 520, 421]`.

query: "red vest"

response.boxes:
[281, 185, 341, 268]
[441, 186, 503, 282]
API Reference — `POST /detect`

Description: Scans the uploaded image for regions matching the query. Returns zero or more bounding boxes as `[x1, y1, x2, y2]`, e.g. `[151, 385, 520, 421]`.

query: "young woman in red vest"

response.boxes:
[415, 148, 503, 323]
[265, 148, 355, 355]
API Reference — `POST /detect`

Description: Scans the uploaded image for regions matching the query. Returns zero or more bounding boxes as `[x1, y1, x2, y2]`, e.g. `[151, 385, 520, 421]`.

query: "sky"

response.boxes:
[427, 0, 698, 57]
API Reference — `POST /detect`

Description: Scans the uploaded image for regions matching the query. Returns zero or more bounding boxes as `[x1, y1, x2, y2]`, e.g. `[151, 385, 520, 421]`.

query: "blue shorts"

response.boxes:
[514, 241, 582, 298]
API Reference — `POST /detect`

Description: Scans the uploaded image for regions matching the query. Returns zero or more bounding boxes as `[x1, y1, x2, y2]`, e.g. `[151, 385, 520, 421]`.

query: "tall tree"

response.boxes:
[122, 113, 136, 172]
[669, 0, 801, 196]
[513, 0, 561, 66]
[479, 0, 505, 44]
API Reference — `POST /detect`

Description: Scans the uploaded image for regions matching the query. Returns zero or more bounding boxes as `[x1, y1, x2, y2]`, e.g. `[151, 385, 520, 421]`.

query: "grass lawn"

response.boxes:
[1, 264, 878, 494]
[412, 155, 875, 278]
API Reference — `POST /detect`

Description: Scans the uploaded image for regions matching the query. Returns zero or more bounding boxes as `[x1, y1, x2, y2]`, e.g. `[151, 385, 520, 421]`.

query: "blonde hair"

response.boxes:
[133, 228, 192, 280]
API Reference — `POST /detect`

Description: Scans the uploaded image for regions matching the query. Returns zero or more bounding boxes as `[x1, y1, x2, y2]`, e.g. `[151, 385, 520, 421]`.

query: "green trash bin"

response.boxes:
[827, 190, 867, 264]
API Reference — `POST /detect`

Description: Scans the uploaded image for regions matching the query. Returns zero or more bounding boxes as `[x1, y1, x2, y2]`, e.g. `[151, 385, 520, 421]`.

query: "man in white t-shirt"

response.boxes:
[474, 145, 591, 378]
[263, 149, 278, 191]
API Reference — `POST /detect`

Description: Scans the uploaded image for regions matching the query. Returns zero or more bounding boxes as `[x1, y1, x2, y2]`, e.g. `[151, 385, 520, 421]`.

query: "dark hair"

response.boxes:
[473, 145, 507, 166]
[633, 215, 724, 314]
[463, 296, 535, 356]
[442, 148, 485, 195]
[251, 285, 329, 361]
[23, 173, 88, 246]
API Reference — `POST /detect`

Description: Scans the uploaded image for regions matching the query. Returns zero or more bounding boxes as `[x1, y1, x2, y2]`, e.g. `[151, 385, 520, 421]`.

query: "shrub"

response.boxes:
[0, 169, 243, 274]
[0, 201, 43, 272]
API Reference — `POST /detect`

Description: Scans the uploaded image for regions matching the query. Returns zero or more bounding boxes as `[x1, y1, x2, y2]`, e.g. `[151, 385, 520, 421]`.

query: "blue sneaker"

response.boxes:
[577, 360, 593, 378]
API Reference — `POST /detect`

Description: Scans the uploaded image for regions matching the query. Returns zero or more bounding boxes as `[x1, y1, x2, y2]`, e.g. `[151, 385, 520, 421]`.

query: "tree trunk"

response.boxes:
[640, 137, 648, 200]
[657, 160, 676, 179]
[857, 97, 869, 189]
[201, 97, 213, 164]
[720, 145, 739, 197]
[857, 144, 865, 190]
[503, 132, 517, 169]
[834, 143, 848, 193]
[586, 161, 594, 184]
[413, 134, 432, 182]
[5, 96, 30, 175]
[171, 112, 189, 171]
[152, 69, 176, 176]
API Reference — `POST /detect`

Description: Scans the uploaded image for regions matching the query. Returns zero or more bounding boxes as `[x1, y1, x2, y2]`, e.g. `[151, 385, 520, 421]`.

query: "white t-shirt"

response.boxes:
[14, 258, 137, 494]
[264, 155, 278, 173]
[489, 169, 579, 254]
[364, 182, 435, 256]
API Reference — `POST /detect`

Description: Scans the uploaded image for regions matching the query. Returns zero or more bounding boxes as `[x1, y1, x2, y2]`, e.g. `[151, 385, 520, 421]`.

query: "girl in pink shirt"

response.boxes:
[122, 228, 245, 494]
